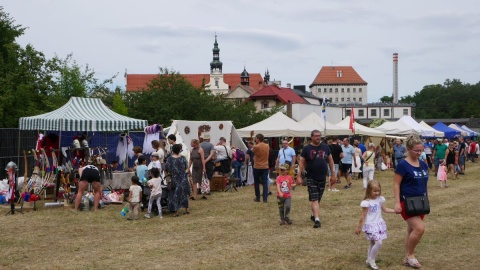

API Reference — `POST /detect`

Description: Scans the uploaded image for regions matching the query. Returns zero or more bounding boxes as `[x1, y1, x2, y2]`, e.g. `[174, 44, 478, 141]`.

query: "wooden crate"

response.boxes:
[210, 176, 225, 192]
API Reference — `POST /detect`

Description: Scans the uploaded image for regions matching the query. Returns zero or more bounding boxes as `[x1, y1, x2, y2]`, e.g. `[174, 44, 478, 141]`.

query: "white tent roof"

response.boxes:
[461, 125, 478, 136]
[337, 116, 386, 137]
[237, 112, 311, 137]
[376, 116, 434, 137]
[298, 112, 352, 136]
[419, 121, 445, 137]
[448, 124, 469, 136]
[168, 120, 247, 151]
[19, 97, 147, 131]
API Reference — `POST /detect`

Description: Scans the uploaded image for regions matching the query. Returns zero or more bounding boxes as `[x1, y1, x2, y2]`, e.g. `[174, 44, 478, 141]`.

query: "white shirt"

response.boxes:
[129, 185, 142, 203]
[214, 144, 231, 161]
[147, 160, 162, 171]
[360, 196, 385, 224]
[147, 177, 162, 196]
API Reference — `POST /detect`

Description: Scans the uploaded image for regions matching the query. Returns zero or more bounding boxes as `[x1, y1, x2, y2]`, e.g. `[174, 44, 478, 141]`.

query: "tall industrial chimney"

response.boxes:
[393, 53, 398, 103]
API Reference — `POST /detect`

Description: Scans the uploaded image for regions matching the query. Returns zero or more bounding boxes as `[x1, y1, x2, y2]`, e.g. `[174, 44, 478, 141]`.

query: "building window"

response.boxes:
[403, 109, 409, 115]
[341, 98, 344, 102]
[383, 109, 390, 116]
[358, 109, 364, 117]
[359, 88, 362, 93]
[347, 97, 350, 102]
[341, 88, 344, 92]
[359, 97, 363, 102]
[215, 80, 219, 87]
[371, 109, 377, 117]
[261, 101, 269, 109]
[318, 89, 321, 94]
[324, 88, 327, 93]
[353, 88, 356, 92]
[329, 88, 332, 93]
[353, 98, 356, 102]
[346, 109, 351, 116]
[335, 98, 338, 102]
[335, 88, 338, 93]
[347, 88, 350, 93]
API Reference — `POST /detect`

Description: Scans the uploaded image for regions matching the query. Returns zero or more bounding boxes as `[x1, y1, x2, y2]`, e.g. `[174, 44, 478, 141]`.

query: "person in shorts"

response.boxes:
[74, 164, 102, 211]
[296, 130, 335, 228]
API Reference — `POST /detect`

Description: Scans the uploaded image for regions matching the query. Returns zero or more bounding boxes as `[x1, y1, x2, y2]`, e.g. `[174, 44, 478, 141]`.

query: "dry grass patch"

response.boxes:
[1, 163, 480, 269]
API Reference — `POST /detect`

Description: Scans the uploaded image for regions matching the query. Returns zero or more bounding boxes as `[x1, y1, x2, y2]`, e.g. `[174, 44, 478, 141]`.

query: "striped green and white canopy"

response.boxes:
[19, 97, 148, 131]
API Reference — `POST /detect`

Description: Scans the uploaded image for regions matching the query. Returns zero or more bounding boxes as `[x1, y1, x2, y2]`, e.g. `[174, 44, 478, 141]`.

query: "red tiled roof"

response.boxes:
[249, 85, 308, 104]
[310, 66, 367, 86]
[126, 73, 264, 92]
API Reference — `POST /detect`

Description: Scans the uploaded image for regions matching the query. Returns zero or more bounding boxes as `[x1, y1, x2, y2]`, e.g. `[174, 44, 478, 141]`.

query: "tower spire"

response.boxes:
[210, 34, 222, 73]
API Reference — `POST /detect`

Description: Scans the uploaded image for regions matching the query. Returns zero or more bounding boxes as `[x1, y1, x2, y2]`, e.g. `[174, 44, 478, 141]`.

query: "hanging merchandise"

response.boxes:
[143, 124, 163, 154]
[116, 133, 133, 165]
[42, 133, 59, 157]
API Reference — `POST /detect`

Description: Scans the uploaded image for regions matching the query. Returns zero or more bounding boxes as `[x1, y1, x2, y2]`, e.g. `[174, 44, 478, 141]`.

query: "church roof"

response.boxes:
[126, 73, 264, 92]
[310, 66, 367, 86]
[249, 85, 309, 104]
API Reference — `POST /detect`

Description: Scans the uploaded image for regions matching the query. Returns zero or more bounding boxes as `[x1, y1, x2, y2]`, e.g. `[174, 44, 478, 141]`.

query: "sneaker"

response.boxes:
[159, 216, 163, 219]
[331, 188, 340, 192]
[344, 185, 350, 189]
[366, 259, 378, 270]
[310, 215, 315, 222]
[284, 217, 293, 225]
[144, 214, 151, 219]
[279, 219, 286, 225]
[313, 220, 321, 228]
[253, 198, 260, 202]
[201, 196, 208, 200]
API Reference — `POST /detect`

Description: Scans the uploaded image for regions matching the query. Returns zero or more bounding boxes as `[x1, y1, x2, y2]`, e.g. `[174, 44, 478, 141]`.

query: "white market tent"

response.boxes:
[337, 116, 386, 137]
[461, 125, 478, 137]
[448, 124, 469, 137]
[375, 115, 434, 137]
[19, 97, 147, 131]
[298, 112, 352, 136]
[419, 121, 445, 137]
[237, 112, 311, 138]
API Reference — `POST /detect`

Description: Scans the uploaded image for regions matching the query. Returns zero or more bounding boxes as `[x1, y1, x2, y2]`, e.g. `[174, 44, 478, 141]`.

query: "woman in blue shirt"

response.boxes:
[394, 134, 429, 269]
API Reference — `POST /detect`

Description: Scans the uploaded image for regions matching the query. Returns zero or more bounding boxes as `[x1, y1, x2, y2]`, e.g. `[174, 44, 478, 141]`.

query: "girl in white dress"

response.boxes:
[352, 142, 362, 179]
[355, 180, 395, 269]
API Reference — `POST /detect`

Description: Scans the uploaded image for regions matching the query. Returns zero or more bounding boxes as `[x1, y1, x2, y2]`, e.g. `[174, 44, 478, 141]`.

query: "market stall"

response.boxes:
[17, 97, 148, 208]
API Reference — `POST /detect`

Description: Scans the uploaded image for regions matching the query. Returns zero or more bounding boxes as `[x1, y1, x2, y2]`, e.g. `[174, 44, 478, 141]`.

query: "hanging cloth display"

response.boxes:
[116, 133, 134, 165]
[143, 124, 163, 154]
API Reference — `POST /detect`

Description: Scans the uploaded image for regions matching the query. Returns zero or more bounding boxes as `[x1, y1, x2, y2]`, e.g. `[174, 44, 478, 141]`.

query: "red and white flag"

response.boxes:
[349, 107, 355, 134]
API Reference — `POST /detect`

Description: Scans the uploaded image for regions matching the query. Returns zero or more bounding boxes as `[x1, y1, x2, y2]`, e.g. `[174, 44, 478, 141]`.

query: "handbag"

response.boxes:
[403, 170, 430, 216]
[201, 173, 210, 194]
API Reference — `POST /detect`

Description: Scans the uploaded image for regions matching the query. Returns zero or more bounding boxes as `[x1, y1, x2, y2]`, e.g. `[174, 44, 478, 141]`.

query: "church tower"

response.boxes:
[206, 34, 229, 94]
[240, 66, 250, 86]
[264, 69, 270, 85]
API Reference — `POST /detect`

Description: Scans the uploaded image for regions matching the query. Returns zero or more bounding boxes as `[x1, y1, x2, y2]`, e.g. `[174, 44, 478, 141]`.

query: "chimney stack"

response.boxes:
[393, 53, 398, 103]
[286, 83, 291, 89]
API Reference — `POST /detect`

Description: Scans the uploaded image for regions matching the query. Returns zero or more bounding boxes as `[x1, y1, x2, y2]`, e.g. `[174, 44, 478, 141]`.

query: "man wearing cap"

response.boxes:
[200, 133, 215, 191]
[432, 138, 447, 175]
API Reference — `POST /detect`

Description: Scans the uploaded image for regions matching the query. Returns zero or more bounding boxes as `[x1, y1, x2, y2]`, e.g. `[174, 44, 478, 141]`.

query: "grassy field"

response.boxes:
[1, 163, 480, 270]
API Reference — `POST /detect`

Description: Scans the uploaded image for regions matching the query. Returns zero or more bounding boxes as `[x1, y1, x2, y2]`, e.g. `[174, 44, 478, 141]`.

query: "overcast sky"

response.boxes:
[4, 0, 479, 102]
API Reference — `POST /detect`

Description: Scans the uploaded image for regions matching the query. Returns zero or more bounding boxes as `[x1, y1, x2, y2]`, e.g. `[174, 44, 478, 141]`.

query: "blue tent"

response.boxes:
[432, 122, 460, 138]
[461, 125, 478, 137]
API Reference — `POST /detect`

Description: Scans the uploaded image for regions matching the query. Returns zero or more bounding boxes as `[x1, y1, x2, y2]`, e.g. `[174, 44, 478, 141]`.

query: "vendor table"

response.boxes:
[103, 172, 135, 189]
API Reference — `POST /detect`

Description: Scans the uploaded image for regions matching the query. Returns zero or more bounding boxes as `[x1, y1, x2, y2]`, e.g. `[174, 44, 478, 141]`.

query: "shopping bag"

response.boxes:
[201, 173, 210, 194]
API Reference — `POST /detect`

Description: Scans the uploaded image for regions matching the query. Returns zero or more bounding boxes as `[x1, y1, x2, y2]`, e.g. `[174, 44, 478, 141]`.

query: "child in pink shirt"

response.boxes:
[276, 164, 296, 225]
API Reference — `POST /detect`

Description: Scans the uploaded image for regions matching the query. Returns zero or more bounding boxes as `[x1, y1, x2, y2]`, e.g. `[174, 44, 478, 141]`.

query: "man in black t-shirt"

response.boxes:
[297, 130, 335, 229]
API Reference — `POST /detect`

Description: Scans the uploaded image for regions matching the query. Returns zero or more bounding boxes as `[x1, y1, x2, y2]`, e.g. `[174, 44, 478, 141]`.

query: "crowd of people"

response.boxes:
[71, 129, 477, 269]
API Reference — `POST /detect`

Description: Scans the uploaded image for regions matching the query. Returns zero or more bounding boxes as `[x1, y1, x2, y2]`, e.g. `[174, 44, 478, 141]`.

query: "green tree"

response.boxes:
[379, 95, 393, 103]
[112, 88, 128, 115]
